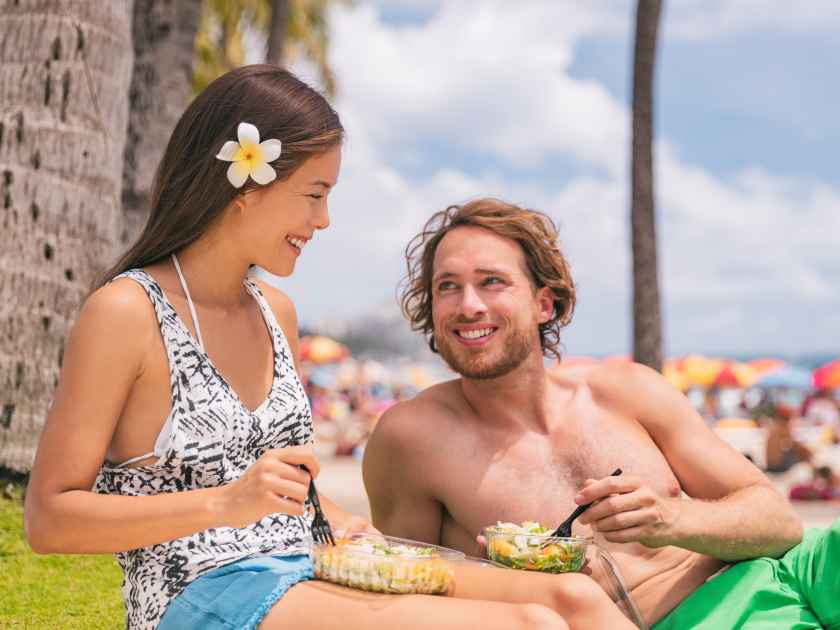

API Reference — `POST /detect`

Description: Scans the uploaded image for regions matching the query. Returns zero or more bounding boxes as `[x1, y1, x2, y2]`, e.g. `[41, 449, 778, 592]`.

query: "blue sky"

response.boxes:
[264, 1, 840, 358]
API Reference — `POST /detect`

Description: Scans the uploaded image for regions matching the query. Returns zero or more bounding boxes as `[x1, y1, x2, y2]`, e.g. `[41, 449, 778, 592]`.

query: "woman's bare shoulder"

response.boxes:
[83, 277, 156, 325]
[71, 278, 158, 361]
[251, 278, 297, 333]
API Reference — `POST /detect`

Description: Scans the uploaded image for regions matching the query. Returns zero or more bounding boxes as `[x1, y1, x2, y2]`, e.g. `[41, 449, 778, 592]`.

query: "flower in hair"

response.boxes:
[215, 122, 283, 188]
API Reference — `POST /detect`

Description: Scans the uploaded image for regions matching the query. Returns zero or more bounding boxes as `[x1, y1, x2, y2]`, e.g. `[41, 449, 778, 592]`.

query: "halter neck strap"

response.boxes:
[171, 253, 205, 351]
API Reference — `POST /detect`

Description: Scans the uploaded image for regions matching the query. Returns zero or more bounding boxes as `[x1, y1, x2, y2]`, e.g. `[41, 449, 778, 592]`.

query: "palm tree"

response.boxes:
[266, 0, 291, 65]
[0, 1, 135, 471]
[193, 0, 343, 97]
[122, 0, 202, 245]
[282, 0, 341, 96]
[193, 0, 267, 94]
[630, 0, 664, 372]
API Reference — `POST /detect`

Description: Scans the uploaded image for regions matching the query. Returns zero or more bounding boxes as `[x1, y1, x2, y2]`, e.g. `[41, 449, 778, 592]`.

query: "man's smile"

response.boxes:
[453, 325, 499, 346]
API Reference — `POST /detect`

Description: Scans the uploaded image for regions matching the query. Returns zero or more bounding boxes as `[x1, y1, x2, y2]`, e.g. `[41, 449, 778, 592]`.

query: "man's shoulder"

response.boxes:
[363, 380, 463, 494]
[381, 379, 462, 427]
[552, 359, 663, 410]
[369, 380, 462, 448]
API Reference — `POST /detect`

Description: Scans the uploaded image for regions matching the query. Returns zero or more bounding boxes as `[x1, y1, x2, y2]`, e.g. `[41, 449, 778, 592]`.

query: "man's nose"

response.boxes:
[458, 284, 486, 318]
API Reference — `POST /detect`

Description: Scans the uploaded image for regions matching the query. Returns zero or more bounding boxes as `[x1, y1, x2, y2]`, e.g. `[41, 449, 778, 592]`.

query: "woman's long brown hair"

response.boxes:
[96, 65, 343, 289]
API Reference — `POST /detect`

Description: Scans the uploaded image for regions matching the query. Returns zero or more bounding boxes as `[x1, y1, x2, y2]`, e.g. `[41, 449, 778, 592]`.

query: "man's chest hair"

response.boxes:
[435, 419, 676, 527]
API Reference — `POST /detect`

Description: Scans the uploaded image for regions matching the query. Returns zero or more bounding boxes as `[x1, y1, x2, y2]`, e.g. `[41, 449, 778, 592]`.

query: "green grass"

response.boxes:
[0, 487, 123, 629]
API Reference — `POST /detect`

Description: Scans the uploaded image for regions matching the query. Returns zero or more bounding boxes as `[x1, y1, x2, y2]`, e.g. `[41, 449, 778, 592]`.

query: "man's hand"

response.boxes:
[316, 492, 380, 539]
[576, 474, 681, 547]
[335, 514, 380, 538]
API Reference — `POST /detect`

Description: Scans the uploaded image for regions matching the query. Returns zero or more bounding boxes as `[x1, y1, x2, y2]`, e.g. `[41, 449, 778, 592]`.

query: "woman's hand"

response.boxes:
[216, 445, 320, 528]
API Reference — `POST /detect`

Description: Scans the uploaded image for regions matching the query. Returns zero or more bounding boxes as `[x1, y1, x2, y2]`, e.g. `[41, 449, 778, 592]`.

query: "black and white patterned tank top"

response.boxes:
[93, 268, 314, 630]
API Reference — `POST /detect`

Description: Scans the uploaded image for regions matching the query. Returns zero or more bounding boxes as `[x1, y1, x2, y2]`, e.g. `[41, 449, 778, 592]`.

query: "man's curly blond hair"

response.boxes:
[400, 198, 576, 360]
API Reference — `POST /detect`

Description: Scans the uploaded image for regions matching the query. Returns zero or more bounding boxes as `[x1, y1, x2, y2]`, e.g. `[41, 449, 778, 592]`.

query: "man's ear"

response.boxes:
[536, 286, 555, 324]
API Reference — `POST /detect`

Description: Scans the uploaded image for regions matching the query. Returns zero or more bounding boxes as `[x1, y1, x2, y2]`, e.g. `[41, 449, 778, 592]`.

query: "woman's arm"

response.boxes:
[24, 280, 317, 554]
[256, 281, 375, 534]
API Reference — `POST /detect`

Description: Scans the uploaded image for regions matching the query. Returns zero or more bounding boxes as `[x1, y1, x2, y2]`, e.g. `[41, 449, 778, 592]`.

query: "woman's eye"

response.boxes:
[483, 277, 502, 285]
[438, 281, 456, 291]
[308, 194, 324, 200]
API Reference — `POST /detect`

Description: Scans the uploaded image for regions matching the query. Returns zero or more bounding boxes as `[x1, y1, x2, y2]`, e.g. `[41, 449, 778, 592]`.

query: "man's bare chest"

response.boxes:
[437, 414, 679, 539]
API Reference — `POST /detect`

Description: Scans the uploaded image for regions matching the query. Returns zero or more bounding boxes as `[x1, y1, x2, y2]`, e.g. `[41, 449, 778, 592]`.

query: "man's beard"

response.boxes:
[436, 325, 536, 380]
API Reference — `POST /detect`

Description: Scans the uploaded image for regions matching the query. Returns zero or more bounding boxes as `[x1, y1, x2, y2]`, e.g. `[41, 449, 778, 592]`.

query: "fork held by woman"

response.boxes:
[301, 465, 336, 545]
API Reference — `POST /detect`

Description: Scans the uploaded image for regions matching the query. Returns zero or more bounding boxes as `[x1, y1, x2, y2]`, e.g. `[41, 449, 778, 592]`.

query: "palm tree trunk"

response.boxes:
[266, 0, 290, 66]
[631, 0, 664, 372]
[0, 0, 134, 471]
[122, 0, 201, 245]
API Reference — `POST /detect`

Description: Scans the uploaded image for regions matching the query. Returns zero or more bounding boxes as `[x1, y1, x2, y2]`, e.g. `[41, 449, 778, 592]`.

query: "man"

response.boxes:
[364, 198, 838, 629]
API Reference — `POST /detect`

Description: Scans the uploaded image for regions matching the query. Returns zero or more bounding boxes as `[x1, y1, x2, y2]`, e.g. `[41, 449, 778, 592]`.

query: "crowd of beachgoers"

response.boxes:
[300, 342, 840, 502]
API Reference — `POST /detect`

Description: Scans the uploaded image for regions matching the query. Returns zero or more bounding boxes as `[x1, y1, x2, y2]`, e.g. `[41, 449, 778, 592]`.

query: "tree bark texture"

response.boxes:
[0, 0, 134, 471]
[121, 0, 200, 246]
[266, 0, 290, 66]
[631, 0, 663, 372]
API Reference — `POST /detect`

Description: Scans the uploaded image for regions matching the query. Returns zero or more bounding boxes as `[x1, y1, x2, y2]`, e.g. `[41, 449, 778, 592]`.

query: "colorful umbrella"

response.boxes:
[748, 358, 786, 376]
[812, 359, 840, 390]
[678, 355, 724, 388]
[300, 335, 350, 365]
[756, 365, 812, 389]
[712, 362, 758, 388]
[663, 360, 689, 391]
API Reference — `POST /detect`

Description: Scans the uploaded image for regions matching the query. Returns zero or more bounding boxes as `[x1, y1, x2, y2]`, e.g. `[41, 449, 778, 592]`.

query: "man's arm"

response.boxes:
[362, 400, 444, 544]
[316, 493, 377, 536]
[579, 362, 803, 562]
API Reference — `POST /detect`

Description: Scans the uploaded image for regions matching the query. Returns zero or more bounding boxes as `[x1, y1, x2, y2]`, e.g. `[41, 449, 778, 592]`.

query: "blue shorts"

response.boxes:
[158, 555, 314, 630]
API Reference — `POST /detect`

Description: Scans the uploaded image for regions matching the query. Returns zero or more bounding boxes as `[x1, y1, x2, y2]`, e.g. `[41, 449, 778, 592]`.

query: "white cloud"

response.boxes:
[276, 1, 840, 357]
[331, 1, 628, 173]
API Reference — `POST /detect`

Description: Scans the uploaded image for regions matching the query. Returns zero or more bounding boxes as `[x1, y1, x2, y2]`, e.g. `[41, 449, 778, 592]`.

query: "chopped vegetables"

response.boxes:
[484, 521, 588, 573]
[312, 534, 462, 594]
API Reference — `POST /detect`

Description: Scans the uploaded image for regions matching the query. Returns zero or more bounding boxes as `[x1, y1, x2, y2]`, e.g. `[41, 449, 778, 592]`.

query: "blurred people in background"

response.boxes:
[700, 386, 721, 424]
[789, 465, 840, 502]
[764, 405, 812, 474]
[800, 388, 840, 443]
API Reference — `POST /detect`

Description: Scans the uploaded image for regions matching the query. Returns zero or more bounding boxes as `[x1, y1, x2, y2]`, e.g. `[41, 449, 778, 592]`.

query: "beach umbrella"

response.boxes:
[748, 358, 786, 376]
[712, 362, 758, 388]
[679, 355, 724, 388]
[812, 359, 840, 389]
[300, 335, 350, 365]
[756, 365, 812, 389]
[663, 360, 688, 391]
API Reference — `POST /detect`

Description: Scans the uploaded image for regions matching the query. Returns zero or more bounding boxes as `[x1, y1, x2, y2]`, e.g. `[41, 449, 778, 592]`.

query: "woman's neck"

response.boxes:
[174, 234, 252, 309]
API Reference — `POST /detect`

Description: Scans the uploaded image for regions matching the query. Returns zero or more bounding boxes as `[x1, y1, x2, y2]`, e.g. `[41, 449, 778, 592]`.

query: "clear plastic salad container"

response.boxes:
[482, 521, 589, 573]
[311, 533, 465, 594]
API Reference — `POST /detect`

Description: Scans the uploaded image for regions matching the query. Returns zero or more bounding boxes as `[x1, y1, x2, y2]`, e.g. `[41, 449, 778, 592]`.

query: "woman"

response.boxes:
[24, 65, 632, 630]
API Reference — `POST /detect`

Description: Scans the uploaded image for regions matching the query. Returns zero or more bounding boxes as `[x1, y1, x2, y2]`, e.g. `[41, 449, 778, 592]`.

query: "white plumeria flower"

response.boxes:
[215, 122, 283, 188]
